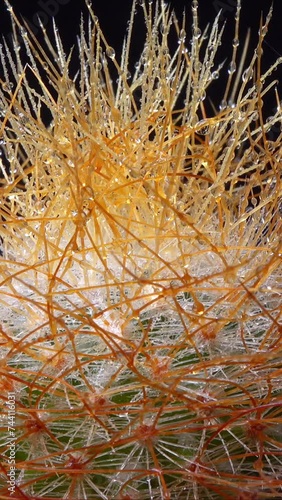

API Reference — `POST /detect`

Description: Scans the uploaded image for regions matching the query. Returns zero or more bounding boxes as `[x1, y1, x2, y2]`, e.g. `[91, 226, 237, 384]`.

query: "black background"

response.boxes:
[1, 0, 282, 114]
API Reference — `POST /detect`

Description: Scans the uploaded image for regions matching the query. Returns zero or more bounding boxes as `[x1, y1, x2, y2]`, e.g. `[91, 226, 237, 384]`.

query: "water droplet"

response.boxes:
[219, 99, 227, 110]
[194, 61, 202, 72]
[106, 47, 115, 60]
[242, 69, 251, 82]
[196, 119, 210, 135]
[179, 29, 186, 42]
[160, 24, 169, 36]
[211, 70, 219, 80]
[193, 27, 201, 39]
[228, 61, 236, 74]
[198, 90, 206, 102]
[232, 38, 239, 48]
[192, 0, 198, 12]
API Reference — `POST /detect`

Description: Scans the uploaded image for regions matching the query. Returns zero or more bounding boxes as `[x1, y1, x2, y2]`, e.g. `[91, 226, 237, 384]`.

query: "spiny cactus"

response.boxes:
[0, 0, 281, 498]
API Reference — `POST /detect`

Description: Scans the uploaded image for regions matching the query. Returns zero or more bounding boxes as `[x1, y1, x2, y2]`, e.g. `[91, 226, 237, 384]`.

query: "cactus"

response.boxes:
[0, 0, 281, 498]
